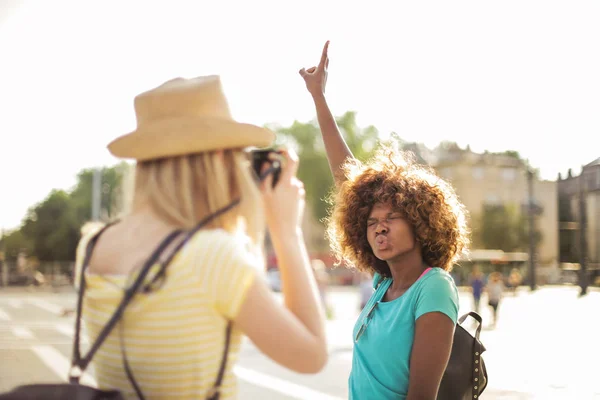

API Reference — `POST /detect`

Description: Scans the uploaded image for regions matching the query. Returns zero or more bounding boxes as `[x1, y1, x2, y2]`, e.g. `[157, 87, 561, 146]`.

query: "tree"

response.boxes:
[271, 111, 380, 224]
[474, 204, 542, 252]
[69, 163, 128, 225]
[13, 163, 129, 262]
[1, 229, 32, 262]
[20, 190, 79, 261]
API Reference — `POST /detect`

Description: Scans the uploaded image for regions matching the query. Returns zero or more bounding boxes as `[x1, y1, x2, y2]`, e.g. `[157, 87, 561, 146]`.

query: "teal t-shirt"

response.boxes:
[349, 267, 459, 400]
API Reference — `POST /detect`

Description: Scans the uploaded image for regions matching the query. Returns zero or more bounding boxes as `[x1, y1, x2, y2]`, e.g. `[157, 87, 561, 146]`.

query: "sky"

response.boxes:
[0, 0, 599, 230]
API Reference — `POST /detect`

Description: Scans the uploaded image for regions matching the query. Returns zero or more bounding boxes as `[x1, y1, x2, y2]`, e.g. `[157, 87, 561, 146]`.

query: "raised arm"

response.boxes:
[300, 41, 354, 186]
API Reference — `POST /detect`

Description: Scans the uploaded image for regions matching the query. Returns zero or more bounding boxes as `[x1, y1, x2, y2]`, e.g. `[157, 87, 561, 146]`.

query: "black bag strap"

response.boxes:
[118, 229, 189, 399]
[458, 311, 483, 340]
[70, 225, 184, 378]
[206, 322, 233, 400]
[70, 220, 119, 373]
[457, 311, 487, 397]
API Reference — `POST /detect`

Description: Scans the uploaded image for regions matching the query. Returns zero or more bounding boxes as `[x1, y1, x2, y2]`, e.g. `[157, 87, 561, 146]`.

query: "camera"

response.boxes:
[250, 149, 282, 187]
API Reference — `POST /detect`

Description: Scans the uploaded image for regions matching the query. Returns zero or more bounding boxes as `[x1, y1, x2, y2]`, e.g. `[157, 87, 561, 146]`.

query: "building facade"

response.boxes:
[558, 158, 600, 273]
[430, 145, 558, 268]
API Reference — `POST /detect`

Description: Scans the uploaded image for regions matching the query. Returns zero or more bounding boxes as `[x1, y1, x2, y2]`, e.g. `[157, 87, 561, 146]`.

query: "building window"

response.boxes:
[502, 168, 516, 181]
[472, 167, 484, 180]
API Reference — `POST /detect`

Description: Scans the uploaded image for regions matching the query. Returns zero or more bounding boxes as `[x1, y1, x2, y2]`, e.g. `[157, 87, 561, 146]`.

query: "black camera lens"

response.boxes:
[251, 149, 282, 187]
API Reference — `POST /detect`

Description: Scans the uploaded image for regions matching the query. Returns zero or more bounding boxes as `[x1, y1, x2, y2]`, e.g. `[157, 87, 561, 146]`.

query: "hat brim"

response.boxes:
[107, 117, 276, 161]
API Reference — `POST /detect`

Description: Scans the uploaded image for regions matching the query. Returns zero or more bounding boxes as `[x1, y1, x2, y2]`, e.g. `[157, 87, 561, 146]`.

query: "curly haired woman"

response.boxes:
[300, 42, 470, 400]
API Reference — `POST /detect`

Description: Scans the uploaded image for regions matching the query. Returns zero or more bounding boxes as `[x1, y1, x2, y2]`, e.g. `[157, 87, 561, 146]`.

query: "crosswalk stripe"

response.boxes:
[55, 325, 74, 337]
[11, 326, 35, 339]
[28, 299, 64, 315]
[31, 345, 97, 387]
[8, 300, 23, 309]
[0, 307, 11, 321]
[234, 366, 345, 400]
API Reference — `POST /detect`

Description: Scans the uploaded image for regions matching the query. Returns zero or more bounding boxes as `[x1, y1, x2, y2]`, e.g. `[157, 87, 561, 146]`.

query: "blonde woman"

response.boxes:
[73, 76, 327, 399]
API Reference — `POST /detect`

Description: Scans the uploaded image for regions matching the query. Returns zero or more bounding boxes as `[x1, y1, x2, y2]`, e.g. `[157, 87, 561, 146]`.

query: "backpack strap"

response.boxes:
[206, 322, 233, 400]
[457, 311, 487, 397]
[70, 225, 184, 381]
[70, 221, 118, 373]
[373, 273, 384, 290]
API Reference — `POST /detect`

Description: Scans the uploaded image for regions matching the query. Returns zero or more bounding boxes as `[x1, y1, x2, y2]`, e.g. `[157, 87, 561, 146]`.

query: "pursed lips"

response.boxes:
[375, 234, 389, 250]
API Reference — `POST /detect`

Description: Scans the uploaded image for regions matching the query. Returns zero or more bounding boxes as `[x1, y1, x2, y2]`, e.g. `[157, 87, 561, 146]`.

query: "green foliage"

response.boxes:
[272, 111, 380, 224]
[474, 204, 542, 252]
[20, 190, 79, 262]
[502, 150, 521, 160]
[13, 164, 128, 262]
[1, 229, 32, 262]
[70, 163, 126, 225]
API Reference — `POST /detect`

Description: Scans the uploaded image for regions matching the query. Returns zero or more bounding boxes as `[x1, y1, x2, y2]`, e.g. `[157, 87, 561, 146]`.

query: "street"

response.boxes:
[0, 285, 598, 399]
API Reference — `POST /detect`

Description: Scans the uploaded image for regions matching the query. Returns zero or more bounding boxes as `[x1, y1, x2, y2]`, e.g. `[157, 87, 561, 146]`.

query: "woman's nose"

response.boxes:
[375, 223, 388, 234]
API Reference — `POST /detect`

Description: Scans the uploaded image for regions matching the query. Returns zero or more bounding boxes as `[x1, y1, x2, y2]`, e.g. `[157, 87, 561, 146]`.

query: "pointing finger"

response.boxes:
[318, 40, 330, 69]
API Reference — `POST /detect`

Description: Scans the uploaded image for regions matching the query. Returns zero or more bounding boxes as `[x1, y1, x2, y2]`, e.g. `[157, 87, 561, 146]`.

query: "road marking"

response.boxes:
[28, 299, 64, 315]
[55, 324, 74, 337]
[0, 307, 11, 321]
[8, 299, 23, 309]
[0, 342, 73, 349]
[234, 366, 345, 400]
[55, 324, 89, 344]
[31, 345, 97, 386]
[11, 326, 35, 339]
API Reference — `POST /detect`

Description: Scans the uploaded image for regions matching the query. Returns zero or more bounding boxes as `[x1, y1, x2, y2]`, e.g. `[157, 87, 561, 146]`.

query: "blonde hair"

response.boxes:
[130, 149, 265, 250]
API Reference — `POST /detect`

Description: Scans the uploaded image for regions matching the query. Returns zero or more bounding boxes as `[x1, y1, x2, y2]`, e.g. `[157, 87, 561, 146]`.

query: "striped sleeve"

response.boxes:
[188, 230, 261, 320]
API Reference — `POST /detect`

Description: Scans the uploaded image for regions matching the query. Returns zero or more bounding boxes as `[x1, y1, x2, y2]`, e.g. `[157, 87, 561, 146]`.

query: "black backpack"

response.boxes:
[438, 311, 488, 400]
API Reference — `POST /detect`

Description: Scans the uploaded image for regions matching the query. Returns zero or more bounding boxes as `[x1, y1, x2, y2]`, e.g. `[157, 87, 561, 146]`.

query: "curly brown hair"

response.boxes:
[326, 145, 470, 277]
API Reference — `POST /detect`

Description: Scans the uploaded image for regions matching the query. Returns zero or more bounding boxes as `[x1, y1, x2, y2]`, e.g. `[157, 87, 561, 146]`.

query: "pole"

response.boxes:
[0, 229, 6, 287]
[92, 168, 102, 221]
[578, 168, 588, 296]
[527, 168, 536, 291]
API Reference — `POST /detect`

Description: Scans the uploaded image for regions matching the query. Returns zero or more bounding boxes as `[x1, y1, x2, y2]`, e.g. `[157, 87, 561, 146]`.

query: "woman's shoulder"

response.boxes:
[423, 267, 456, 283]
[183, 228, 253, 253]
[417, 268, 459, 298]
[75, 222, 109, 262]
[179, 228, 263, 268]
[413, 268, 460, 323]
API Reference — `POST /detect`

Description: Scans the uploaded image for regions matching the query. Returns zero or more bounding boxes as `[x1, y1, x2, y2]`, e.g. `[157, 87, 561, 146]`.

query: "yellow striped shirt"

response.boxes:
[75, 228, 260, 399]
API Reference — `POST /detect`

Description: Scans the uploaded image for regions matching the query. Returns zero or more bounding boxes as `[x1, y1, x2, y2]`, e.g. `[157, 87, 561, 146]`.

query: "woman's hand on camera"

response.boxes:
[261, 148, 305, 236]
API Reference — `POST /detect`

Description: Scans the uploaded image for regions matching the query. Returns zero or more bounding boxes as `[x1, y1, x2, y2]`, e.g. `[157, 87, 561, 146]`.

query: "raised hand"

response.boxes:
[299, 41, 330, 98]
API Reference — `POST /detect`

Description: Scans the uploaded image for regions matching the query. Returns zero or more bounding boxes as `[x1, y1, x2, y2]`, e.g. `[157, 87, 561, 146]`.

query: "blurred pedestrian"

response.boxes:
[487, 272, 505, 327]
[469, 265, 485, 314]
[508, 268, 523, 295]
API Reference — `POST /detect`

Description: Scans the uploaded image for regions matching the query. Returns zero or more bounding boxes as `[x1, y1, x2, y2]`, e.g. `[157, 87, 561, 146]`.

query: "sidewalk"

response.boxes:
[325, 285, 600, 399]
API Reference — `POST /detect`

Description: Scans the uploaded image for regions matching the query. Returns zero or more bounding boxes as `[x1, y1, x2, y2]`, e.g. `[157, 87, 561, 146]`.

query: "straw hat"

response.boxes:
[108, 75, 275, 160]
